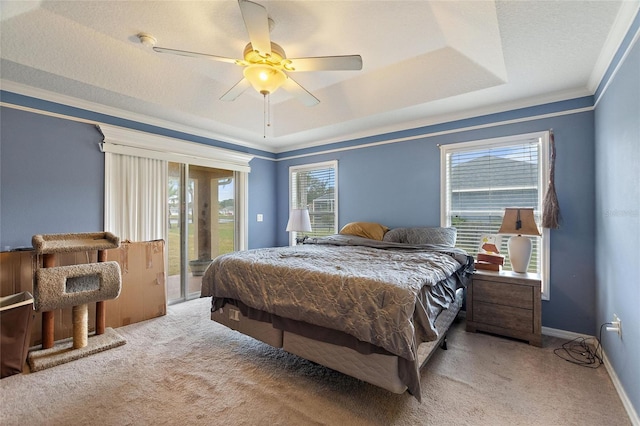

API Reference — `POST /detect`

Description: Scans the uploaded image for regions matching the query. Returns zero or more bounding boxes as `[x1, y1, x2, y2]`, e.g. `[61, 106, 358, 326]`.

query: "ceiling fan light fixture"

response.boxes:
[243, 64, 287, 95]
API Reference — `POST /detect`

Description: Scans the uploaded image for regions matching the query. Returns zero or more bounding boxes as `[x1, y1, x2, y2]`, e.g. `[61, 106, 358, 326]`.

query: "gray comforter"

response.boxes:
[201, 234, 473, 364]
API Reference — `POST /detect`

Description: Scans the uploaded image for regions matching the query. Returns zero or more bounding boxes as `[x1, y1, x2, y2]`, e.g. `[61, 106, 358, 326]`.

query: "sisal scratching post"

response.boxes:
[72, 304, 89, 349]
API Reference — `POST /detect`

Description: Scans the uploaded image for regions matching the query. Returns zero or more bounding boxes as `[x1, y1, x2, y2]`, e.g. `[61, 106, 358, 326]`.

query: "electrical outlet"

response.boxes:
[612, 314, 622, 337]
[607, 314, 622, 337]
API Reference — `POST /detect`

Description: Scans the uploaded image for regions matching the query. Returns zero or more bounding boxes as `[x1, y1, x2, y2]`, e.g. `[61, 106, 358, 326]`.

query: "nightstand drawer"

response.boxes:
[473, 301, 534, 333]
[473, 279, 533, 310]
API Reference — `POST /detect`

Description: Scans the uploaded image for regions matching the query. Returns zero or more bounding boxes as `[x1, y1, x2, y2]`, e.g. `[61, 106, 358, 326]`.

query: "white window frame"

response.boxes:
[288, 160, 338, 246]
[440, 131, 551, 299]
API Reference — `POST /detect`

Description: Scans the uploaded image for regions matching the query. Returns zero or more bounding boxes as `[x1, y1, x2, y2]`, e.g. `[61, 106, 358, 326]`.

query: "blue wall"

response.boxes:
[247, 157, 278, 249]
[0, 108, 104, 248]
[594, 19, 640, 417]
[277, 106, 597, 335]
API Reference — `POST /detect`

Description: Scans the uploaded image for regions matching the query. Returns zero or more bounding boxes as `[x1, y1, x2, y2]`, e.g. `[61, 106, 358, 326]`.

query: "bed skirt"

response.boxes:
[210, 288, 463, 395]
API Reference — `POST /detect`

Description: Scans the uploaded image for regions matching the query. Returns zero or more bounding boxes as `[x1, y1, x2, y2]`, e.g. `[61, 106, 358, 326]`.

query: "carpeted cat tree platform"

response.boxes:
[27, 232, 126, 372]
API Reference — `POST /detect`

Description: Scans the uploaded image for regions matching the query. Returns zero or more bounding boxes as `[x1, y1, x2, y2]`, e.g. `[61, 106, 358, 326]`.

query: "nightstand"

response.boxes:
[466, 270, 542, 346]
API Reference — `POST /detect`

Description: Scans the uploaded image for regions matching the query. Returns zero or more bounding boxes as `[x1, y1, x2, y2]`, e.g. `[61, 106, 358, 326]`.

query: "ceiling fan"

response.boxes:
[140, 0, 363, 106]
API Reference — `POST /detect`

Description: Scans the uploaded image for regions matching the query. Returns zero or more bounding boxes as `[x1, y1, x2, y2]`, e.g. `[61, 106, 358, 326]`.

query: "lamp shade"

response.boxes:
[498, 208, 540, 273]
[286, 209, 312, 233]
[498, 208, 541, 236]
[243, 64, 287, 96]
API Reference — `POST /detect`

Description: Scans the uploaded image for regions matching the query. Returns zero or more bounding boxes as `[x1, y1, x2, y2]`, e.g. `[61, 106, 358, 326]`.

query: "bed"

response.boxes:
[200, 225, 474, 399]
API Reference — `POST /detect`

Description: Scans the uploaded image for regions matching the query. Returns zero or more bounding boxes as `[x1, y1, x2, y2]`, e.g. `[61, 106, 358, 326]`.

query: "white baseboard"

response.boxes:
[602, 350, 640, 425]
[542, 326, 639, 425]
[542, 326, 591, 340]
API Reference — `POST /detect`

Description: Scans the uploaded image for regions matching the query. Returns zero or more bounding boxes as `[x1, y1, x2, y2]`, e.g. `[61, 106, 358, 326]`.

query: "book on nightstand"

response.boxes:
[477, 252, 505, 265]
[474, 261, 502, 271]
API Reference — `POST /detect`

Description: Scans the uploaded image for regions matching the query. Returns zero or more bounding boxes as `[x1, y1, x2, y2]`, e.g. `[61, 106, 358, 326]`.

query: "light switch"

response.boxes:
[257, 214, 264, 222]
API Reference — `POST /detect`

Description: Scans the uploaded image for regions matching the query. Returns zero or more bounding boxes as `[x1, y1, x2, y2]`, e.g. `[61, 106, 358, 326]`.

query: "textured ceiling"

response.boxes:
[1, 1, 638, 153]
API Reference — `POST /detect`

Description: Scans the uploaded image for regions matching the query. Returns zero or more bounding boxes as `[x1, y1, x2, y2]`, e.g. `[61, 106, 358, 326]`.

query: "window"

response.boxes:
[440, 131, 550, 298]
[289, 161, 338, 244]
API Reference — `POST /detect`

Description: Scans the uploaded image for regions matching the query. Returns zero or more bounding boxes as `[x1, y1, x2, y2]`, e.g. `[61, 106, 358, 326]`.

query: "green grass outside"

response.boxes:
[167, 220, 235, 275]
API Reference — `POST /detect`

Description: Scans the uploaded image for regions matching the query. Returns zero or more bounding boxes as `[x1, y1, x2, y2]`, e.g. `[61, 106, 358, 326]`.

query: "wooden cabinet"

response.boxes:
[466, 270, 542, 346]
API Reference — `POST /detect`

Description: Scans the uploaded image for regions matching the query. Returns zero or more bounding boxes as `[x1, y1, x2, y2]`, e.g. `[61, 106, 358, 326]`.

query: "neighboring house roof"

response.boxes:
[451, 155, 538, 190]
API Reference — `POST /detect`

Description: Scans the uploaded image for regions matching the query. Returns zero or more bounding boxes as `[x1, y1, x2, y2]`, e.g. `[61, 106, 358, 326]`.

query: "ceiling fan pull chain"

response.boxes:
[262, 93, 272, 138]
[267, 93, 272, 128]
[263, 93, 267, 138]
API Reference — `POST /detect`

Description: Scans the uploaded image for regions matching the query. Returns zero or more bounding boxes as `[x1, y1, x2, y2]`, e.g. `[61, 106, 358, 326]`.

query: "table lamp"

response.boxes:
[498, 208, 541, 273]
[286, 208, 312, 244]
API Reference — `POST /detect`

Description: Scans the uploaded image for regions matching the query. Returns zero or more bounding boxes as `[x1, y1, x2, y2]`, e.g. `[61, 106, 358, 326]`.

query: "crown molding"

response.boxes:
[0, 80, 269, 153]
[589, 1, 640, 93]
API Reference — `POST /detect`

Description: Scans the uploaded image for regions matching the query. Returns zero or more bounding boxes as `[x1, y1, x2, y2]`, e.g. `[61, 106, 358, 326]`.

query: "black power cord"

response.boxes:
[553, 322, 611, 368]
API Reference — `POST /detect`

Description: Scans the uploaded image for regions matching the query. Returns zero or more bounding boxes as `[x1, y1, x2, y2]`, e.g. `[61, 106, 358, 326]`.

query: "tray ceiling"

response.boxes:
[1, 1, 638, 152]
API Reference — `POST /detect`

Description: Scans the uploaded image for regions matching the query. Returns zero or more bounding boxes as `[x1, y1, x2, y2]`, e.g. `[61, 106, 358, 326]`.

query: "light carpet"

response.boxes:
[0, 297, 630, 425]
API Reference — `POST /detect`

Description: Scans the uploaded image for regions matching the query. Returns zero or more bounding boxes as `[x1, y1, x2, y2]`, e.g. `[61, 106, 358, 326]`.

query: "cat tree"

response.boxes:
[28, 232, 125, 371]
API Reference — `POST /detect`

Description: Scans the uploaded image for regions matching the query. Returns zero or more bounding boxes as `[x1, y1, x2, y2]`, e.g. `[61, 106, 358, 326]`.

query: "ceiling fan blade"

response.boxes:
[220, 78, 252, 102]
[238, 0, 271, 56]
[282, 77, 320, 107]
[286, 55, 363, 72]
[153, 46, 239, 65]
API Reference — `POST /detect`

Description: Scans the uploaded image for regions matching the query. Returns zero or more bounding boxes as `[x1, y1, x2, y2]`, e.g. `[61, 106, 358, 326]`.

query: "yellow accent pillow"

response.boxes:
[339, 222, 389, 241]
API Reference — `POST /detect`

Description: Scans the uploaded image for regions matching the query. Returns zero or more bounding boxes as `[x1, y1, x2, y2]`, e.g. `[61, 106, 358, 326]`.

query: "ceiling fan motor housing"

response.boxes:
[243, 42, 293, 70]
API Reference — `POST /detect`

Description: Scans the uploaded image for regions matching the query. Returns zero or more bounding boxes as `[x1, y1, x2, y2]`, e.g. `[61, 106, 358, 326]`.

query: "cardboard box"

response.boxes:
[0, 240, 166, 346]
[105, 240, 167, 327]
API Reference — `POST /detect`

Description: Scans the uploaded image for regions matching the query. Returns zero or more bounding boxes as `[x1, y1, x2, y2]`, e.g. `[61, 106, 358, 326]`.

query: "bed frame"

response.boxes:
[211, 288, 463, 394]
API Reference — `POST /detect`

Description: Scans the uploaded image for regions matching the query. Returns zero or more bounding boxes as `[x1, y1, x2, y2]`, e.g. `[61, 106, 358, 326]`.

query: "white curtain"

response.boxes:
[104, 152, 167, 242]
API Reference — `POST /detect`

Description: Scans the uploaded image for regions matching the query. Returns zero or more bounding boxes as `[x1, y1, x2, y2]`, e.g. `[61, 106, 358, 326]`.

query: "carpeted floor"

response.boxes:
[0, 297, 631, 425]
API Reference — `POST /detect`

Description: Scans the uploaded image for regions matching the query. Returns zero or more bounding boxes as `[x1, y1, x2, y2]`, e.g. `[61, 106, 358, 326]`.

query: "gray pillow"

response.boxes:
[382, 227, 457, 246]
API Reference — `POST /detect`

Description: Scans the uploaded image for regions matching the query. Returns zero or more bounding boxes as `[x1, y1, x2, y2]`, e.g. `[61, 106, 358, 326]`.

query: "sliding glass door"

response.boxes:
[167, 162, 237, 304]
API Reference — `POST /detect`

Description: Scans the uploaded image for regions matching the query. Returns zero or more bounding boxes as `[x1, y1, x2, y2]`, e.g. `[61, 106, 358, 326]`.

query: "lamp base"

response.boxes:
[508, 235, 532, 273]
